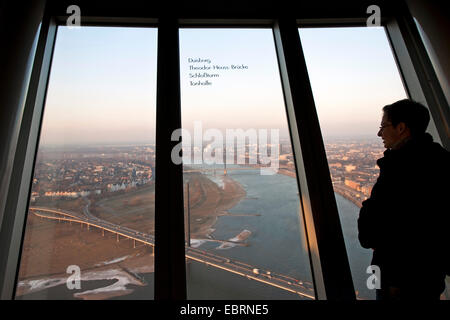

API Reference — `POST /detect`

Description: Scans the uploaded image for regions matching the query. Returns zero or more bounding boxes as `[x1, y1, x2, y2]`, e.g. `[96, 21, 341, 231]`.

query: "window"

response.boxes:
[2, 3, 447, 302]
[179, 28, 315, 299]
[299, 26, 407, 299]
[15, 26, 158, 300]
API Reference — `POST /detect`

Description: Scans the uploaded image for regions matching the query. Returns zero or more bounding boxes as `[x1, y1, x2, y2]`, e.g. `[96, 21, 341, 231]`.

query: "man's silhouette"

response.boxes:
[358, 99, 449, 300]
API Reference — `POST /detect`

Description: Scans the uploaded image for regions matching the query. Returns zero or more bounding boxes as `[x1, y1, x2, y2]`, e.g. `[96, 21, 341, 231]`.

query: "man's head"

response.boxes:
[378, 99, 430, 149]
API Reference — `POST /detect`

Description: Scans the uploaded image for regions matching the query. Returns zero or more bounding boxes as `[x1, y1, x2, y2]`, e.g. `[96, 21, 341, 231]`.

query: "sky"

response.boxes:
[179, 28, 288, 135]
[299, 27, 406, 138]
[40, 27, 158, 145]
[39, 26, 406, 145]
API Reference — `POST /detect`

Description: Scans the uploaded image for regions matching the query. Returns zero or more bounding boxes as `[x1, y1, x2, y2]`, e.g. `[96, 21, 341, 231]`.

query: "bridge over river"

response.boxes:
[29, 207, 315, 299]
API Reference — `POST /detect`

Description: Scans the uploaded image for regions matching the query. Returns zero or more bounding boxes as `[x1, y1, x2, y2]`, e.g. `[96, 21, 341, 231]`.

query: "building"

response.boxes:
[345, 179, 361, 192]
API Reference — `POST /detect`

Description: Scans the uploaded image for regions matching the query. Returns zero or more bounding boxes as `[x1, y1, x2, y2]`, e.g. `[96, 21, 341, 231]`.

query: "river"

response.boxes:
[17, 165, 375, 300]
[181, 167, 374, 300]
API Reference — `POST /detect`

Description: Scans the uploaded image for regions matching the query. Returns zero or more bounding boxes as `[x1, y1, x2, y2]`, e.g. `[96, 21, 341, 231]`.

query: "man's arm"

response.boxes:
[358, 160, 399, 250]
[357, 198, 379, 249]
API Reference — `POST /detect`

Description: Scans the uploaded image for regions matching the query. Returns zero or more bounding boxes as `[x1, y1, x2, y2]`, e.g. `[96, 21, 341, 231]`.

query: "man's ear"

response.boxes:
[396, 122, 410, 136]
[396, 122, 406, 132]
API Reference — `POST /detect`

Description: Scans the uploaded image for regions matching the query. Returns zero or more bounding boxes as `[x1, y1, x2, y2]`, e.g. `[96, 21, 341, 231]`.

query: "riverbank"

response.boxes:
[186, 173, 247, 238]
[276, 166, 364, 209]
[332, 184, 363, 208]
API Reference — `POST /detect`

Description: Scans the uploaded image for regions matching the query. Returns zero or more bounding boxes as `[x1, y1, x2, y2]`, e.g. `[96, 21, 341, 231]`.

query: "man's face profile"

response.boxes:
[377, 113, 403, 149]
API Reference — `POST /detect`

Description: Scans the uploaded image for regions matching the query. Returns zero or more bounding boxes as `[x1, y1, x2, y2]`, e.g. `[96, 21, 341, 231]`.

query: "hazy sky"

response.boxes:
[40, 26, 406, 145]
[299, 27, 406, 138]
[40, 27, 158, 145]
[179, 28, 288, 136]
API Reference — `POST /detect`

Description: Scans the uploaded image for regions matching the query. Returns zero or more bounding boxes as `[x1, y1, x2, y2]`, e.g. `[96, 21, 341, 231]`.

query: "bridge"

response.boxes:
[183, 166, 278, 176]
[29, 206, 315, 299]
[183, 166, 260, 174]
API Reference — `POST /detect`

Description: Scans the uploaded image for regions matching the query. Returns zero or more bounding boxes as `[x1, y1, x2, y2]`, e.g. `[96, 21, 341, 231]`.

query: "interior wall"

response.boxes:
[405, 0, 450, 105]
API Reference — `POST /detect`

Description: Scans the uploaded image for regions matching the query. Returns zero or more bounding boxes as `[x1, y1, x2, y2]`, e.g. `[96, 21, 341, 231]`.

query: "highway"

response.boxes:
[29, 206, 315, 299]
[183, 166, 263, 174]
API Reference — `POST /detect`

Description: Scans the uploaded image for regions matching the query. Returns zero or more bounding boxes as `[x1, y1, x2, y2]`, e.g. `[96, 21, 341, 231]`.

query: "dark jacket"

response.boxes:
[358, 133, 449, 294]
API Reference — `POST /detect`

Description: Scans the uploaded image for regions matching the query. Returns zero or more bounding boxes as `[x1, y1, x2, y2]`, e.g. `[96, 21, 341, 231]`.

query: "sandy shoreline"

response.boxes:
[186, 173, 247, 239]
[16, 253, 154, 299]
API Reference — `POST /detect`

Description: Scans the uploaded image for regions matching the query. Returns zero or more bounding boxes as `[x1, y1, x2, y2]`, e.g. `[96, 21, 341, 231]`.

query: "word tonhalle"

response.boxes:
[171, 121, 280, 175]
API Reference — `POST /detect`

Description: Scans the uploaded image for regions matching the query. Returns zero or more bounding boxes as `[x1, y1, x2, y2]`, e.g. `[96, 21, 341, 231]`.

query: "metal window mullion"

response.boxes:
[154, 18, 187, 300]
[0, 14, 57, 299]
[273, 18, 355, 301]
[384, 3, 449, 150]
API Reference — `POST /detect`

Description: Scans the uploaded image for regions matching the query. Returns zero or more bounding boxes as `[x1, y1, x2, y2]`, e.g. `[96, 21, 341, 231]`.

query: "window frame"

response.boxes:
[1, 0, 448, 301]
[0, 12, 58, 299]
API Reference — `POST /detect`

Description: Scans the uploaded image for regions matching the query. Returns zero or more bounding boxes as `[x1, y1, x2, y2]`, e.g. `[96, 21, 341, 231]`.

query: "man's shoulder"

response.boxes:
[418, 140, 449, 185]
[430, 141, 449, 154]
[408, 133, 447, 160]
[426, 140, 449, 163]
[375, 134, 447, 169]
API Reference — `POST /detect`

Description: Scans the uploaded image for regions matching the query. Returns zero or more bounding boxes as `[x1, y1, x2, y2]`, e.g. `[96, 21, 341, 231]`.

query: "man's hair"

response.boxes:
[382, 99, 430, 137]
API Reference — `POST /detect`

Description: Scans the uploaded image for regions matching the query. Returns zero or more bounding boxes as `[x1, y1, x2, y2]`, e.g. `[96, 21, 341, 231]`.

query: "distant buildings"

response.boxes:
[31, 145, 155, 202]
[344, 179, 360, 191]
[325, 138, 384, 206]
[30, 139, 382, 208]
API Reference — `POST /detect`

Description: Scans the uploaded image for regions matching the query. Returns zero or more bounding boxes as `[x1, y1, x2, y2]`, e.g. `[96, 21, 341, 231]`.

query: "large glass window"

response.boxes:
[299, 26, 407, 300]
[179, 28, 315, 299]
[15, 26, 157, 300]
